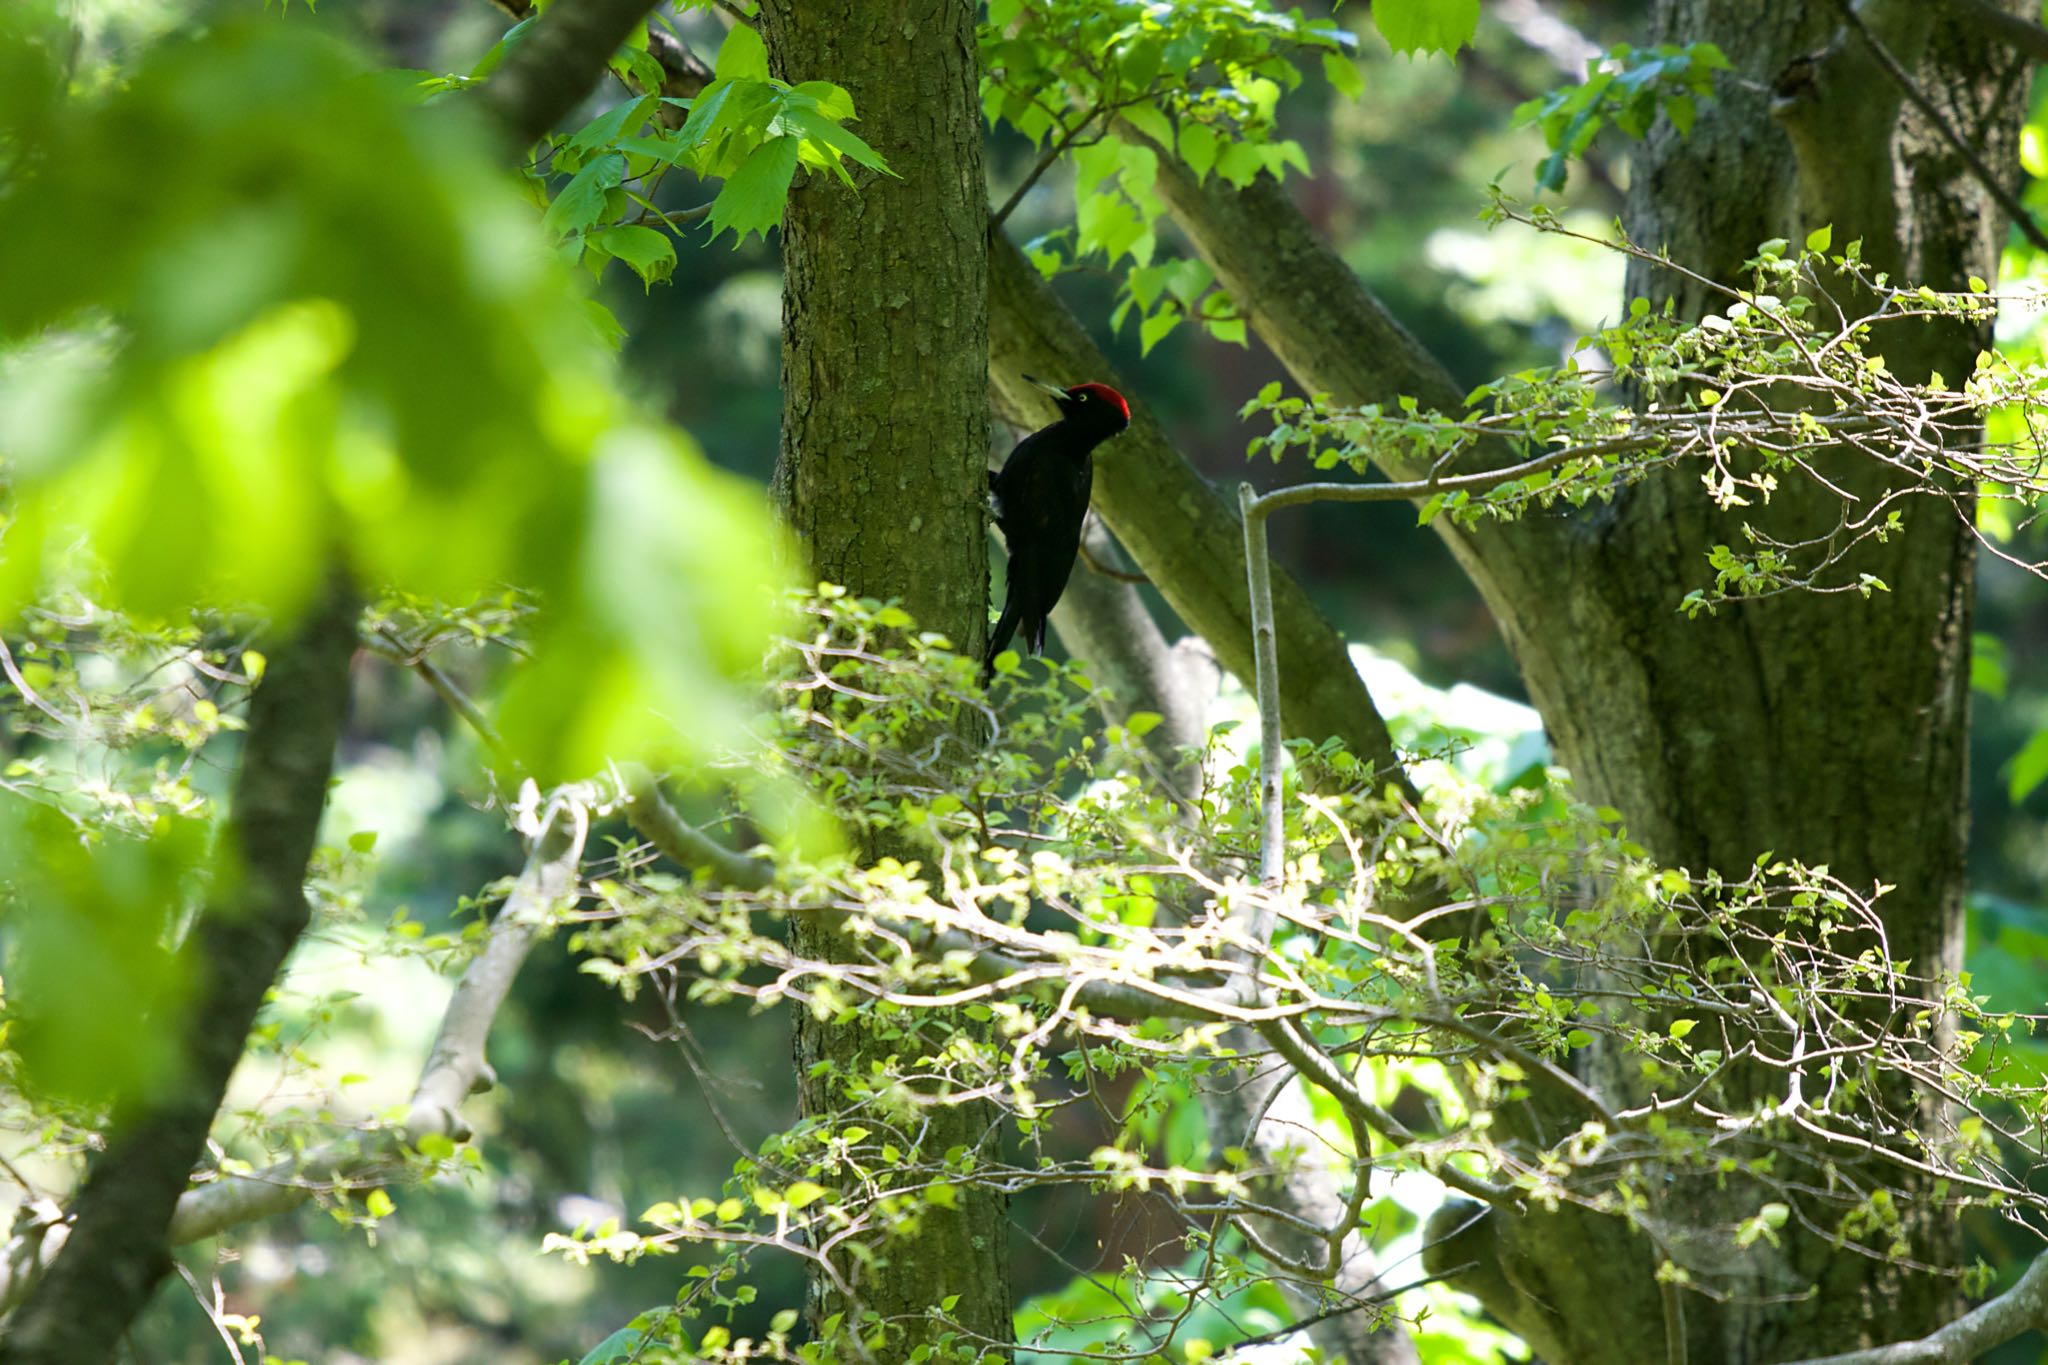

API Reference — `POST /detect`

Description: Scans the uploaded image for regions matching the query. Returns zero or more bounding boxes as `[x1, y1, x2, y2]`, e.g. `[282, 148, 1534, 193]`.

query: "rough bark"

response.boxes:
[0, 583, 357, 1365]
[764, 1, 990, 651]
[758, 2, 1012, 1357]
[1147, 2, 2025, 1358]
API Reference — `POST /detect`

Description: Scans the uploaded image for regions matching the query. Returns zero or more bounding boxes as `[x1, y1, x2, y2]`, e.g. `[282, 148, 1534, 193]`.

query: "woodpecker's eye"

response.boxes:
[1075, 392, 1090, 402]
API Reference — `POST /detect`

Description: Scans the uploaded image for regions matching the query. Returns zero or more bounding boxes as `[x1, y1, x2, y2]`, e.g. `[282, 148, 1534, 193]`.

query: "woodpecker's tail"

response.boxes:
[983, 596, 1024, 682]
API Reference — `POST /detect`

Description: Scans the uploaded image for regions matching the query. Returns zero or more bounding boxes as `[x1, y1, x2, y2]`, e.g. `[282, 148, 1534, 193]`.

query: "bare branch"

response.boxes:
[161, 792, 588, 1245]
[479, 0, 669, 148]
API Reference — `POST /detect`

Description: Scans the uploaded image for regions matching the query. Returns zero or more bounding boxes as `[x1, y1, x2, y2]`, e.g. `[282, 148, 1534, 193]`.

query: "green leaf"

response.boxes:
[787, 80, 855, 121]
[2008, 729, 2048, 803]
[1121, 99, 1173, 149]
[566, 95, 655, 156]
[1323, 51, 1365, 100]
[365, 1188, 396, 1219]
[776, 104, 892, 178]
[1805, 223, 1832, 253]
[577, 1329, 649, 1365]
[713, 23, 769, 81]
[587, 224, 677, 289]
[1139, 307, 1180, 354]
[1178, 121, 1218, 182]
[708, 134, 801, 244]
[1206, 316, 1247, 347]
[1373, 0, 1480, 54]
[468, 15, 536, 81]
[543, 154, 625, 239]
[1216, 140, 1265, 188]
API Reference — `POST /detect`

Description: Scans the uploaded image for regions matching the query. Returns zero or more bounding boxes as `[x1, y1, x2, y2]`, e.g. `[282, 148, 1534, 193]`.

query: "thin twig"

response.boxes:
[991, 100, 1110, 230]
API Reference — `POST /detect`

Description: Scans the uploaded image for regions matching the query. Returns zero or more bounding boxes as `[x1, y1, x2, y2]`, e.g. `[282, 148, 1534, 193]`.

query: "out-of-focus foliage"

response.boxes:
[0, 10, 784, 782]
[1512, 41, 1728, 192]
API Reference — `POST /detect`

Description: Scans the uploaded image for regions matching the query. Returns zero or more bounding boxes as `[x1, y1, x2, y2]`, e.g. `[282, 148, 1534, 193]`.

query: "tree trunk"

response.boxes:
[757, 2, 1011, 1357]
[763, 0, 990, 648]
[0, 581, 358, 1365]
[1468, 5, 2013, 1359]
[1139, 1, 2026, 1357]
[1449, 4, 2021, 1358]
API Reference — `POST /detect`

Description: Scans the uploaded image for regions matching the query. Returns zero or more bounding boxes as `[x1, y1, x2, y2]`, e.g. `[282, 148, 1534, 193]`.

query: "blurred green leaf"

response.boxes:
[0, 800, 205, 1106]
[1372, 0, 1479, 55]
[2008, 728, 2048, 804]
[712, 23, 769, 82]
[588, 224, 678, 289]
[0, 19, 786, 781]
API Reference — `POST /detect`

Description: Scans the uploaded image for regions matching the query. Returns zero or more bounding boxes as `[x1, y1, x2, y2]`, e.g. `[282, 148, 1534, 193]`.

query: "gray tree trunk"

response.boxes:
[1135, 1, 2028, 1358]
[757, 2, 1012, 1358]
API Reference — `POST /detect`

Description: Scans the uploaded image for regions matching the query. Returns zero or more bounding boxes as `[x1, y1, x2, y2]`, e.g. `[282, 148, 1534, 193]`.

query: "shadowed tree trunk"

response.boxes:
[0, 583, 358, 1365]
[757, 1, 1012, 1357]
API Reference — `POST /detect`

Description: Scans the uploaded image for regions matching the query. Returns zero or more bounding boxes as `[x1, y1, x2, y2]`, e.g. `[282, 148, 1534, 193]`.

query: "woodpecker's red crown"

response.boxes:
[1065, 382, 1130, 423]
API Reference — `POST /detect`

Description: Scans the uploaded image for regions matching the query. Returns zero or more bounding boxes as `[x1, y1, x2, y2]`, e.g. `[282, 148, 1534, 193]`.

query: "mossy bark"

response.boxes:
[1144, 1, 2026, 1358]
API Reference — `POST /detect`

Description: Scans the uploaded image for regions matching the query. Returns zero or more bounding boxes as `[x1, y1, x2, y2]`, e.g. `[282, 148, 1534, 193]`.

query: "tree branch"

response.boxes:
[479, 0, 670, 148]
[624, 768, 772, 890]
[0, 579, 359, 1364]
[1779, 1251, 2048, 1365]
[1943, 0, 2048, 65]
[1488, 0, 1601, 77]
[160, 795, 587, 1245]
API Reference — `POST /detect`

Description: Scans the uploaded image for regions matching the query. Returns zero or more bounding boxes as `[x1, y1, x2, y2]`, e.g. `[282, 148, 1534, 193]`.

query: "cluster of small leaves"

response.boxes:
[547, 593, 2048, 1361]
[985, 0, 1488, 355]
[0, 591, 257, 836]
[1243, 210, 2040, 615]
[984, 1, 1356, 354]
[530, 22, 890, 287]
[1513, 42, 1730, 193]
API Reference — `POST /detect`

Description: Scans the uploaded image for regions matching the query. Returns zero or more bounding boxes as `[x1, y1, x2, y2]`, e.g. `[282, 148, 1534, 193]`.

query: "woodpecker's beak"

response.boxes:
[1021, 374, 1070, 400]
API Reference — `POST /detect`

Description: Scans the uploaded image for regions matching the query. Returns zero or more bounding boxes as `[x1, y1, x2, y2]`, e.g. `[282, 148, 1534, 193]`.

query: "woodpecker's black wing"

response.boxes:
[985, 426, 1094, 673]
